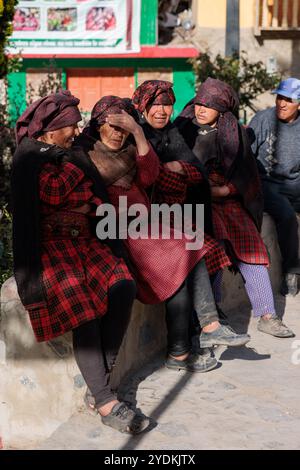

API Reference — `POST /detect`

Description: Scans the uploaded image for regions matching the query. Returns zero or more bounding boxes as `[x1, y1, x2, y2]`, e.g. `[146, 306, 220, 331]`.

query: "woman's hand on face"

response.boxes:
[164, 161, 186, 176]
[106, 110, 149, 156]
[106, 110, 140, 136]
[210, 183, 230, 199]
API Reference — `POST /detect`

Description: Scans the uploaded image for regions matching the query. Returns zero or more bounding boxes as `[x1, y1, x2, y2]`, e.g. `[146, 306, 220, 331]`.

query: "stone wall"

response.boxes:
[0, 278, 166, 449]
[1, 213, 298, 449]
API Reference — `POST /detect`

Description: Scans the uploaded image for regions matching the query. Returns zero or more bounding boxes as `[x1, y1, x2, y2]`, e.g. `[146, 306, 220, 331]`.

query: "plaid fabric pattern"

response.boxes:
[27, 161, 132, 342]
[213, 200, 269, 265]
[180, 161, 203, 184]
[209, 170, 269, 265]
[108, 154, 231, 304]
[155, 166, 187, 205]
[40, 162, 102, 213]
[124, 231, 230, 304]
[29, 239, 132, 342]
[154, 162, 202, 205]
[132, 80, 175, 113]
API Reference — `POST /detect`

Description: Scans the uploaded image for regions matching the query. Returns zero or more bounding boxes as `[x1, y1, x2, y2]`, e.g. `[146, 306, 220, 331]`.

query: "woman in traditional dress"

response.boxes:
[12, 91, 149, 434]
[75, 95, 249, 376]
[175, 77, 294, 338]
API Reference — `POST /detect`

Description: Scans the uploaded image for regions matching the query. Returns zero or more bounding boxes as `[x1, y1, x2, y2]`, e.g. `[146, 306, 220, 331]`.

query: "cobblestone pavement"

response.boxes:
[36, 295, 300, 450]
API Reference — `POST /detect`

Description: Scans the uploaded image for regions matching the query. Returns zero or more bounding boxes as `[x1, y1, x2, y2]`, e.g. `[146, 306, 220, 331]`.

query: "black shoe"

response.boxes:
[101, 402, 150, 434]
[165, 350, 218, 373]
[280, 273, 299, 297]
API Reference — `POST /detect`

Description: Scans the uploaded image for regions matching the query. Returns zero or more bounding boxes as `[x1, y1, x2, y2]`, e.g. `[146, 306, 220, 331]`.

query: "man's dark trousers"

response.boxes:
[262, 178, 300, 274]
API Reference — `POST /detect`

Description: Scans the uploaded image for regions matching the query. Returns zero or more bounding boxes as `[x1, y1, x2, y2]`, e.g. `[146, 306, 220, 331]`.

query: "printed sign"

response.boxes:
[9, 0, 141, 55]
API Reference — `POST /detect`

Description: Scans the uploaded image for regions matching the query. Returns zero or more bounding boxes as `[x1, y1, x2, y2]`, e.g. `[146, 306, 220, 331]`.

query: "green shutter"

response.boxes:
[140, 0, 157, 45]
[173, 68, 195, 118]
[7, 72, 26, 125]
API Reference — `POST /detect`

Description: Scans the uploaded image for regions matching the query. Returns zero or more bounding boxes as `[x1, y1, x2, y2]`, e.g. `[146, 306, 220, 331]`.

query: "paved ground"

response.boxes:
[36, 295, 300, 451]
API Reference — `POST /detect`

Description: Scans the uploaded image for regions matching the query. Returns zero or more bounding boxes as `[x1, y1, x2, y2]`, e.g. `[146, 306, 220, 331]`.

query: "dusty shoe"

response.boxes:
[101, 402, 150, 434]
[280, 274, 299, 297]
[200, 324, 250, 348]
[257, 316, 295, 338]
[165, 350, 218, 373]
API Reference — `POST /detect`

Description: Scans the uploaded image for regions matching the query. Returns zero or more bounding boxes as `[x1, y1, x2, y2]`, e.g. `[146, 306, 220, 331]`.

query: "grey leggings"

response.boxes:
[165, 259, 219, 357]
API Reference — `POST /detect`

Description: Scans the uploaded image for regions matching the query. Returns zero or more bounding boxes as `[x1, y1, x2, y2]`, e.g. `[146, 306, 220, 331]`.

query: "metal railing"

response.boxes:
[255, 0, 300, 34]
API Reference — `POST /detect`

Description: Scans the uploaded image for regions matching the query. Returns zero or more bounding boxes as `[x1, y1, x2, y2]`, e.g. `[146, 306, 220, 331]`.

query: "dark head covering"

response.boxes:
[132, 80, 175, 113]
[195, 78, 239, 171]
[84, 95, 138, 139]
[15, 90, 81, 145]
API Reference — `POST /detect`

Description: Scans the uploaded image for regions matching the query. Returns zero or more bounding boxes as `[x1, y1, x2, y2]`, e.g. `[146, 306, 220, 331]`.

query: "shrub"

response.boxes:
[190, 51, 281, 118]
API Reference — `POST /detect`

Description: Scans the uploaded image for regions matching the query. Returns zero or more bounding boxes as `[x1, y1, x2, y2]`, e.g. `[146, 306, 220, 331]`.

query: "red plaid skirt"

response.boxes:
[124, 228, 230, 304]
[27, 236, 132, 342]
[212, 198, 269, 265]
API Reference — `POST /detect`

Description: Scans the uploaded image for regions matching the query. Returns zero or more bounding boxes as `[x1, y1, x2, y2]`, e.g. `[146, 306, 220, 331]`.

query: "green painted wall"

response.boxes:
[140, 0, 157, 45]
[7, 71, 26, 125]
[173, 68, 195, 117]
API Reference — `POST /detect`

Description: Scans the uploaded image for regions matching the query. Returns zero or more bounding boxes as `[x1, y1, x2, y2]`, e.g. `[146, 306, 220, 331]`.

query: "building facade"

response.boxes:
[7, 0, 198, 123]
[192, 0, 300, 108]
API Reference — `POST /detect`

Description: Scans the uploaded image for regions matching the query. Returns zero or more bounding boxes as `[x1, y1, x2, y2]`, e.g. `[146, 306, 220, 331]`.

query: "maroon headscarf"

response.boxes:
[90, 95, 134, 126]
[83, 95, 138, 138]
[195, 78, 240, 170]
[132, 80, 175, 113]
[15, 90, 81, 145]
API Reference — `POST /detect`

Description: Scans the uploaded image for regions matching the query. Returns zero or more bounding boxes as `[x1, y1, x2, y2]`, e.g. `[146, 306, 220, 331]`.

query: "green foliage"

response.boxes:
[0, 0, 18, 78]
[0, 206, 12, 286]
[0, 78, 15, 285]
[190, 51, 281, 114]
[27, 59, 64, 105]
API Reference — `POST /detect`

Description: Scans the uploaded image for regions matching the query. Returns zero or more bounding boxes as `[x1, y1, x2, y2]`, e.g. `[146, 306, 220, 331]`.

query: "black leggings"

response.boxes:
[165, 259, 219, 357]
[72, 279, 136, 409]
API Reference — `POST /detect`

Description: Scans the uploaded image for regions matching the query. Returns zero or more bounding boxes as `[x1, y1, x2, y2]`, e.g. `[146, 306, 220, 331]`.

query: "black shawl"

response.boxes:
[139, 119, 214, 236]
[11, 137, 124, 308]
[175, 116, 264, 230]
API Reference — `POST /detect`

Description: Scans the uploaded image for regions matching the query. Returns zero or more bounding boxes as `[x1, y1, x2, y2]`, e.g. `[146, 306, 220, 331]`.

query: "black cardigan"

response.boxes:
[140, 119, 214, 237]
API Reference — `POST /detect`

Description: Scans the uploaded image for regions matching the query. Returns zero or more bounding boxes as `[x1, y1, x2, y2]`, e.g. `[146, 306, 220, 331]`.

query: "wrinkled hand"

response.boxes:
[210, 184, 230, 199]
[106, 110, 140, 135]
[165, 161, 186, 176]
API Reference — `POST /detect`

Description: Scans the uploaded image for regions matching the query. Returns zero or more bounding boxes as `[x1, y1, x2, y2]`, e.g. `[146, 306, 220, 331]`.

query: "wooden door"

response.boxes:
[67, 68, 135, 112]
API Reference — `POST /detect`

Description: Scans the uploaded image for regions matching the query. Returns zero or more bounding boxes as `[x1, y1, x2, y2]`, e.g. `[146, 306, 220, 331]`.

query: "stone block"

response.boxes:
[0, 277, 166, 448]
[1, 213, 299, 448]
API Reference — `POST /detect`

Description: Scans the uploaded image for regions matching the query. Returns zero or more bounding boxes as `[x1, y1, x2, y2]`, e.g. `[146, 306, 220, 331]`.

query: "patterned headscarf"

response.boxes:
[91, 96, 133, 125]
[132, 80, 175, 113]
[84, 95, 138, 138]
[15, 90, 81, 145]
[195, 78, 240, 170]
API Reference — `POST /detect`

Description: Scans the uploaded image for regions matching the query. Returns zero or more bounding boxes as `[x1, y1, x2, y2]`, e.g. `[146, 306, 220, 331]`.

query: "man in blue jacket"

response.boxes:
[249, 78, 300, 296]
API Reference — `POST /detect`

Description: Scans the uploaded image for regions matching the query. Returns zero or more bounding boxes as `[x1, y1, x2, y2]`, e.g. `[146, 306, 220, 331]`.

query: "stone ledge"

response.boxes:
[0, 277, 166, 448]
[0, 213, 298, 448]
